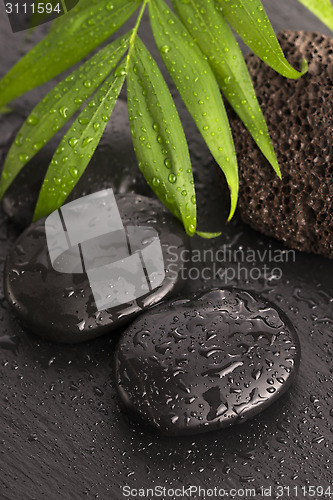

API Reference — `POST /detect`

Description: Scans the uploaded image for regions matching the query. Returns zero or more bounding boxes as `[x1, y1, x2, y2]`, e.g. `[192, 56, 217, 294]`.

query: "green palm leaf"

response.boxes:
[0, 0, 140, 108]
[0, 33, 131, 200]
[172, 0, 280, 177]
[297, 0, 333, 31]
[149, 0, 238, 220]
[127, 37, 196, 235]
[217, 0, 308, 78]
[34, 64, 127, 219]
[0, 0, 323, 237]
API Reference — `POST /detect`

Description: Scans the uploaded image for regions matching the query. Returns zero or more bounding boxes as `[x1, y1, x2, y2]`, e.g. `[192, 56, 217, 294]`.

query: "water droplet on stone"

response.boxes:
[116, 288, 300, 435]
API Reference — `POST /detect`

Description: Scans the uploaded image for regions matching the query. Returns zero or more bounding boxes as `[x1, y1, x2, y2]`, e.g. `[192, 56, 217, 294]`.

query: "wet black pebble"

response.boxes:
[115, 288, 300, 435]
[4, 194, 189, 343]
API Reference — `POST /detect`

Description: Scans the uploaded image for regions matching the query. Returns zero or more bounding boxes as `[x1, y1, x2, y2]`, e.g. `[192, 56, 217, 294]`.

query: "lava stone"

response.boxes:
[1, 100, 151, 228]
[4, 194, 189, 343]
[230, 31, 333, 258]
[115, 288, 300, 436]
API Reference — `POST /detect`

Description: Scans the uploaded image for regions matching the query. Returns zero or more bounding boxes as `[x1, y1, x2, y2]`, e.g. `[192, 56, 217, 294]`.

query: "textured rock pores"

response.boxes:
[230, 31, 333, 258]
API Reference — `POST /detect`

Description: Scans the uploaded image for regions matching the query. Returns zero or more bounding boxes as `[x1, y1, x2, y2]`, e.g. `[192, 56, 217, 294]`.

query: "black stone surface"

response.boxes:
[1, 2, 333, 499]
[4, 194, 189, 343]
[116, 288, 300, 435]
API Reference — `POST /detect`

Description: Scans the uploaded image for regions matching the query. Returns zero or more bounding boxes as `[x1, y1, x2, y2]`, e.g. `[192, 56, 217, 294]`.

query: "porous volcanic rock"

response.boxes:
[230, 31, 333, 258]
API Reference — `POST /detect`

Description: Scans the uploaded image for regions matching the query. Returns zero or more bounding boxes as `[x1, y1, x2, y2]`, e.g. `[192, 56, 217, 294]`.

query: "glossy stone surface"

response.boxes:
[116, 288, 300, 435]
[4, 194, 189, 343]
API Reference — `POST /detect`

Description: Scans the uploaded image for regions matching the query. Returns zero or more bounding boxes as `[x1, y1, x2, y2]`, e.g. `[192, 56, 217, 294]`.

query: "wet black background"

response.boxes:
[0, 2, 332, 499]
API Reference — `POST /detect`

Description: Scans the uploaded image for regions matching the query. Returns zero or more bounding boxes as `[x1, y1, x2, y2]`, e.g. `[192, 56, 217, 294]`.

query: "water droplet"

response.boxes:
[115, 66, 126, 77]
[82, 137, 93, 148]
[68, 138, 78, 148]
[77, 320, 86, 331]
[79, 117, 90, 125]
[59, 106, 69, 118]
[15, 134, 23, 146]
[160, 45, 171, 53]
[53, 176, 62, 185]
[27, 115, 39, 126]
[19, 153, 29, 163]
[69, 167, 79, 178]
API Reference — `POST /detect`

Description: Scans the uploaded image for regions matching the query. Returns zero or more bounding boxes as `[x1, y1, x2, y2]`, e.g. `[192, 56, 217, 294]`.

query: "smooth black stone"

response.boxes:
[4, 194, 189, 343]
[116, 288, 300, 436]
[1, 100, 151, 228]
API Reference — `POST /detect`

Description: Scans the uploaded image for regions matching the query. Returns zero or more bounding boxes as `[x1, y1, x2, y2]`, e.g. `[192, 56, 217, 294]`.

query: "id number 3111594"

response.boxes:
[276, 485, 333, 498]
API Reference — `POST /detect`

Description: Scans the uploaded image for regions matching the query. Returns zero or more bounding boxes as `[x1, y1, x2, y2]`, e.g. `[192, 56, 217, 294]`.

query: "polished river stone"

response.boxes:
[4, 194, 189, 343]
[115, 288, 300, 435]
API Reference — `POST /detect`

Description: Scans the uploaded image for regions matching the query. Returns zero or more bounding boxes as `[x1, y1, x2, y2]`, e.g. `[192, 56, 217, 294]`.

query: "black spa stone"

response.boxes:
[115, 288, 300, 436]
[4, 194, 189, 343]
